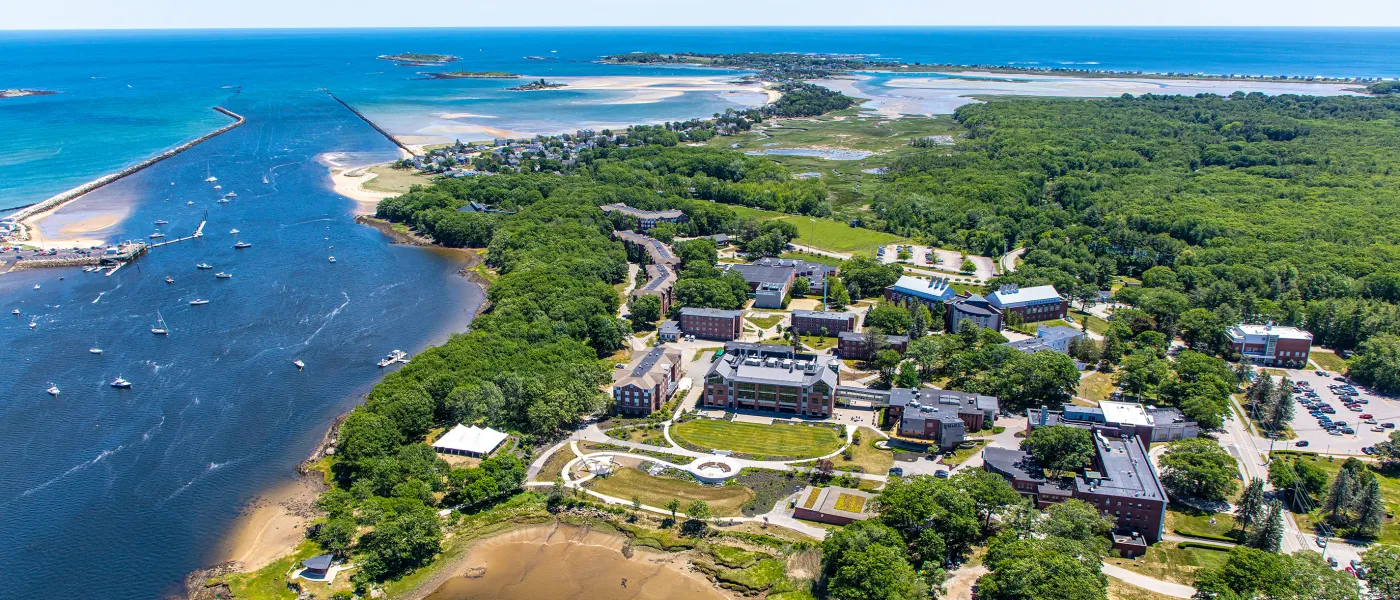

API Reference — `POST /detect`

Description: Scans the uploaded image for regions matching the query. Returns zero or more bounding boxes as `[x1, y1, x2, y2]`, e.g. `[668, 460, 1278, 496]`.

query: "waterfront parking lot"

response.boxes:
[1278, 368, 1399, 456]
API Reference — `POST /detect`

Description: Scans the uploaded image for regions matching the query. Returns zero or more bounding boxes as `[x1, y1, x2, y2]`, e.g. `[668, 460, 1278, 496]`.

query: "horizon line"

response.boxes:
[6, 25, 1400, 32]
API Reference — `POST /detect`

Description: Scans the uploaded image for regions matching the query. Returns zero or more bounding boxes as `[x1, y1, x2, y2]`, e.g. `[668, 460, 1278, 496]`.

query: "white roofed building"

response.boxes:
[432, 424, 509, 457]
[1225, 323, 1313, 368]
[987, 284, 1067, 325]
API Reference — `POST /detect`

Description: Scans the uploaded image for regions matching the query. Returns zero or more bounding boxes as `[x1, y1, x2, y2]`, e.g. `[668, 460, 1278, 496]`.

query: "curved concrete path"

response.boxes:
[1101, 563, 1195, 599]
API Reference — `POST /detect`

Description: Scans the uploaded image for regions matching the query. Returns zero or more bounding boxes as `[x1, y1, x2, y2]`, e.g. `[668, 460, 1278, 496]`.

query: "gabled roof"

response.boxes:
[432, 424, 509, 455]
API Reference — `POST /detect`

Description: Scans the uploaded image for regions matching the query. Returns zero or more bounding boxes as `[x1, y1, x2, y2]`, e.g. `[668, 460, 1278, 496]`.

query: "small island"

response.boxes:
[1, 89, 58, 99]
[377, 52, 460, 65]
[508, 78, 567, 91]
[422, 71, 521, 80]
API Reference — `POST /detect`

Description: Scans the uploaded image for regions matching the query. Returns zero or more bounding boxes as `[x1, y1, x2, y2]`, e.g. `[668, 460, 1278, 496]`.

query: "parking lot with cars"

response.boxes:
[1281, 368, 1399, 455]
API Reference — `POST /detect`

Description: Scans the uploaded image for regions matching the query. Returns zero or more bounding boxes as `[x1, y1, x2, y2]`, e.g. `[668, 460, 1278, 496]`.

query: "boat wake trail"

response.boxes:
[161, 454, 252, 504]
[15, 445, 127, 500]
[92, 284, 121, 304]
[302, 292, 350, 347]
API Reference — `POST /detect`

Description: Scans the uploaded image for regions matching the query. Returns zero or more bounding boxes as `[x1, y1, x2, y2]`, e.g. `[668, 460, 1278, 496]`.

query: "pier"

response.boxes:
[2, 106, 245, 246]
[5, 218, 205, 274]
[325, 90, 419, 157]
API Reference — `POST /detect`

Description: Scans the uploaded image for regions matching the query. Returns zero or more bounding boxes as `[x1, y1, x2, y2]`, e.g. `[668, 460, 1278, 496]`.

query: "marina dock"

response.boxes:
[5, 218, 205, 274]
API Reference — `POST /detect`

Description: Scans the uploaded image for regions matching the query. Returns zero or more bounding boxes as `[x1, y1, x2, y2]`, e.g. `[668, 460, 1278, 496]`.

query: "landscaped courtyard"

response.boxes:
[585, 466, 756, 517]
[670, 419, 845, 460]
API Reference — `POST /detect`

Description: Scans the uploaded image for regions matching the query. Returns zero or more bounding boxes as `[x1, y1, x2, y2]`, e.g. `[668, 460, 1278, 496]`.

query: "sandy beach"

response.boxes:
[216, 476, 325, 572]
[412, 523, 736, 600]
[545, 75, 778, 107]
[815, 72, 1367, 116]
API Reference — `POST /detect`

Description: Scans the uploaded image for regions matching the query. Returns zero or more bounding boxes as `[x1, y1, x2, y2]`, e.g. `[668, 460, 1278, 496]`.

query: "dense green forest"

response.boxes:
[872, 94, 1400, 378]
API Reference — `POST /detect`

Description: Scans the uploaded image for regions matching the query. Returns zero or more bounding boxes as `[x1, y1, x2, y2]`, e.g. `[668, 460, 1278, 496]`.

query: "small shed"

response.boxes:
[432, 424, 508, 457]
[301, 553, 335, 579]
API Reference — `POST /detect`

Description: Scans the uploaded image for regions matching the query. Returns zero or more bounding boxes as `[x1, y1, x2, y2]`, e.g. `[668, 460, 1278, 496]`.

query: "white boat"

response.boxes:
[196, 263, 213, 270]
[29, 321, 37, 328]
[33, 284, 40, 290]
[230, 228, 240, 235]
[149, 232, 165, 239]
[234, 241, 251, 249]
[293, 359, 305, 370]
[377, 349, 408, 367]
[89, 348, 102, 354]
[110, 377, 132, 389]
[11, 309, 18, 315]
[189, 298, 210, 306]
[205, 176, 218, 183]
[155, 219, 169, 225]
[152, 327, 168, 335]
[47, 384, 60, 396]
[224, 191, 236, 198]
[216, 198, 229, 204]
[262, 175, 269, 184]
[328, 256, 336, 263]
[165, 276, 175, 283]
[215, 272, 232, 279]
[152, 310, 169, 335]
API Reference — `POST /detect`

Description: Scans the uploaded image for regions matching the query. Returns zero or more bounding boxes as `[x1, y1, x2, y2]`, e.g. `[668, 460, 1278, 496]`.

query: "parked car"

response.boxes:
[888, 467, 904, 477]
[1343, 427, 1356, 434]
[1317, 370, 1329, 376]
[1296, 441, 1310, 447]
[1373, 427, 1386, 433]
[934, 470, 950, 478]
[1361, 414, 1373, 420]
[1385, 422, 1396, 429]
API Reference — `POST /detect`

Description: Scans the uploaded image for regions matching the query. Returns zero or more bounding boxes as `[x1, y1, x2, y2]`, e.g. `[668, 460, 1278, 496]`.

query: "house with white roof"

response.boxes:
[432, 424, 509, 457]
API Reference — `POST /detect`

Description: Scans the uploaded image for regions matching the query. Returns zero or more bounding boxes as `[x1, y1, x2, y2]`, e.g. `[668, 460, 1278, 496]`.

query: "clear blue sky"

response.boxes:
[8, 0, 1400, 30]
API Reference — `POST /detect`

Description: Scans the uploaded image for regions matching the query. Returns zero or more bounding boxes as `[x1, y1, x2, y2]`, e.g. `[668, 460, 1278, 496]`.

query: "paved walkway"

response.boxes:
[1101, 564, 1195, 599]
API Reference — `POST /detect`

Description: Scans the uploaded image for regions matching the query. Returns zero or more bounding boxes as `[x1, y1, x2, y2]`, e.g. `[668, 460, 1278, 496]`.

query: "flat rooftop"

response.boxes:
[1099, 401, 1152, 426]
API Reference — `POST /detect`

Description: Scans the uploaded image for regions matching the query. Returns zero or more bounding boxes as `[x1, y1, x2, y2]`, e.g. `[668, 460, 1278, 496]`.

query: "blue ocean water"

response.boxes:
[0, 27, 1399, 600]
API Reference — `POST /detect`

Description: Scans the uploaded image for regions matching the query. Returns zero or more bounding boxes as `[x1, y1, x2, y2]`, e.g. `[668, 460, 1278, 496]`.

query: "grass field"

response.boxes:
[940, 440, 987, 466]
[780, 251, 845, 267]
[1288, 455, 1400, 544]
[671, 419, 845, 459]
[1103, 541, 1231, 586]
[800, 335, 838, 351]
[1166, 507, 1239, 541]
[1069, 309, 1111, 335]
[1077, 371, 1116, 403]
[586, 467, 755, 517]
[746, 313, 785, 330]
[533, 445, 577, 482]
[725, 204, 911, 257]
[363, 165, 433, 194]
[1310, 350, 1350, 374]
[1108, 577, 1183, 600]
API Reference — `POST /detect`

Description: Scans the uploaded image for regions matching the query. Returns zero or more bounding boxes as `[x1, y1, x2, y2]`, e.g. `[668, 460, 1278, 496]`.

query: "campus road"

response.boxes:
[998, 247, 1026, 275]
[1222, 395, 1309, 555]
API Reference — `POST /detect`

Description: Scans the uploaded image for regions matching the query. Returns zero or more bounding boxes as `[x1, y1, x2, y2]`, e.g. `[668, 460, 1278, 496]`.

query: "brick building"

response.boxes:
[631, 263, 677, 315]
[790, 310, 856, 336]
[886, 387, 999, 450]
[837, 331, 909, 360]
[702, 342, 840, 417]
[678, 307, 744, 341]
[611, 346, 683, 415]
[1225, 324, 1313, 368]
[1026, 401, 1200, 444]
[982, 432, 1167, 555]
[987, 284, 1067, 324]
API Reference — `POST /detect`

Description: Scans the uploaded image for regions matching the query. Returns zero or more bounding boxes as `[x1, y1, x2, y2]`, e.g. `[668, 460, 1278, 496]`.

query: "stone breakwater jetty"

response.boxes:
[325, 90, 419, 157]
[6, 106, 245, 228]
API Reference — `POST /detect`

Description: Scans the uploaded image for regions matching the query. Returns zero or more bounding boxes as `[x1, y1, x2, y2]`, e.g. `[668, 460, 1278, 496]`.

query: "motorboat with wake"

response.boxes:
[155, 219, 169, 225]
[215, 272, 232, 279]
[110, 377, 132, 389]
[149, 231, 165, 239]
[230, 228, 240, 235]
[165, 276, 175, 284]
[196, 263, 213, 270]
[47, 383, 60, 396]
[328, 256, 336, 263]
[293, 359, 305, 370]
[89, 347, 103, 355]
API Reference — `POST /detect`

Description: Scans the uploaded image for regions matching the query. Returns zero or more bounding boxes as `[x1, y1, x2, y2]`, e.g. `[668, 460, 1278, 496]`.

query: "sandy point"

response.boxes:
[217, 476, 325, 572]
[329, 166, 398, 213]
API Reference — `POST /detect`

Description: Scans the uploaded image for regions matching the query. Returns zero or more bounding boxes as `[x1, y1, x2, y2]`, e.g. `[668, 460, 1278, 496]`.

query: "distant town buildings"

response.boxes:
[612, 346, 684, 415]
[982, 432, 1166, 556]
[679, 307, 744, 341]
[702, 342, 840, 417]
[1226, 323, 1313, 368]
[599, 203, 688, 230]
[790, 310, 855, 336]
[1026, 401, 1199, 444]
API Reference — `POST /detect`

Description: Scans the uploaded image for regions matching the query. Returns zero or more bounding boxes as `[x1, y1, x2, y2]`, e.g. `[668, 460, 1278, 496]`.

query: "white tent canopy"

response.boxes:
[432, 424, 508, 457]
